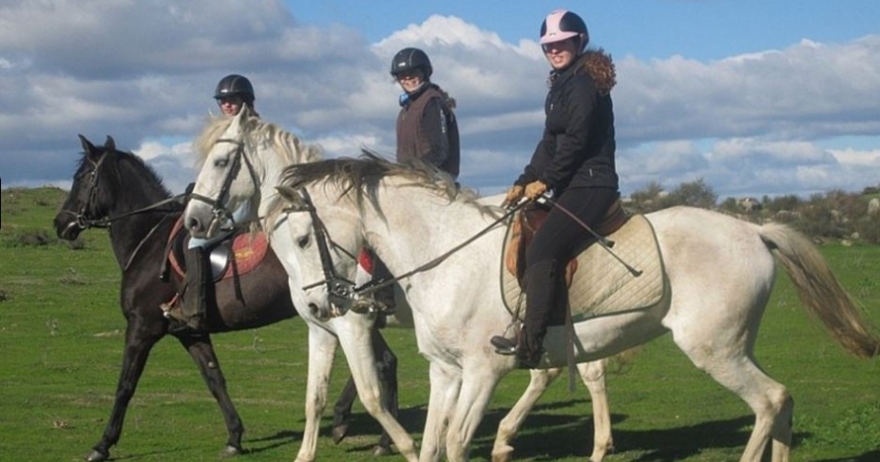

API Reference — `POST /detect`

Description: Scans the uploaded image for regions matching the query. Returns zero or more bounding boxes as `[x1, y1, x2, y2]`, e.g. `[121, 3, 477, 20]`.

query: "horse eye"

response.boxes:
[215, 158, 229, 168]
[296, 235, 310, 249]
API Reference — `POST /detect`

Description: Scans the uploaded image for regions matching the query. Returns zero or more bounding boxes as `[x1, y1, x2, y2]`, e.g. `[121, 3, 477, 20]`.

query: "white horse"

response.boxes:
[263, 156, 880, 462]
[182, 109, 615, 461]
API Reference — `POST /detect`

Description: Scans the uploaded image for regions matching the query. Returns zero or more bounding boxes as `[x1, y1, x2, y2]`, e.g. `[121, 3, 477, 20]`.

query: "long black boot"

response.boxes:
[518, 259, 559, 367]
[172, 246, 210, 331]
[490, 259, 559, 366]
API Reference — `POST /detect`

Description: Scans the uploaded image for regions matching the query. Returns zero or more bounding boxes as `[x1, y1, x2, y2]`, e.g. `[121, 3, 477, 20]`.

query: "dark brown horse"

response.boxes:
[53, 135, 396, 461]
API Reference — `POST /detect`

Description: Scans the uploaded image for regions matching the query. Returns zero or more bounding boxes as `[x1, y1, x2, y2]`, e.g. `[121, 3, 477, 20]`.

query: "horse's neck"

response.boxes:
[255, 143, 293, 218]
[107, 186, 175, 270]
[365, 188, 498, 278]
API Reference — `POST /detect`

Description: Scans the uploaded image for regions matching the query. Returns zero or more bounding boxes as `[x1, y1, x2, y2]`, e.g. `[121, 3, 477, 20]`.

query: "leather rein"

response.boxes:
[285, 188, 526, 309]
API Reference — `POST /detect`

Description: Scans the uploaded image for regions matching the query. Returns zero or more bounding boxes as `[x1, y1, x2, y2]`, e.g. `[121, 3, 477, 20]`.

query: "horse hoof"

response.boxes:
[220, 445, 243, 458]
[331, 424, 349, 444]
[84, 449, 109, 462]
[491, 445, 514, 462]
[372, 445, 392, 457]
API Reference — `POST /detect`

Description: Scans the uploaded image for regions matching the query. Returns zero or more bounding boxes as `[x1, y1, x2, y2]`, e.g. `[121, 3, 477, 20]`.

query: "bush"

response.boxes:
[12, 229, 53, 247]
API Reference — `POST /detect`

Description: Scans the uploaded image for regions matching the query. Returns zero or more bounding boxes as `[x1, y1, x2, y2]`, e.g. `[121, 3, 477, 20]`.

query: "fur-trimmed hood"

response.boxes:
[577, 49, 616, 95]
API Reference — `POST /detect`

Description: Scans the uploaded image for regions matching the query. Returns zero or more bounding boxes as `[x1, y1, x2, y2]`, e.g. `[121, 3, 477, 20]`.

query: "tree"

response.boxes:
[664, 178, 717, 209]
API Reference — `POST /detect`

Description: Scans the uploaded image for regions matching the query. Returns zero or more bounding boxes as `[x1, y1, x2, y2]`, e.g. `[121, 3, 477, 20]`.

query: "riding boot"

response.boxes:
[175, 246, 210, 331]
[491, 259, 559, 367]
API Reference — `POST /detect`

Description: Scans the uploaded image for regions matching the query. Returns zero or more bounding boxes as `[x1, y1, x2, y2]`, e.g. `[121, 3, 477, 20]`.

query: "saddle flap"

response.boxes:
[165, 217, 270, 282]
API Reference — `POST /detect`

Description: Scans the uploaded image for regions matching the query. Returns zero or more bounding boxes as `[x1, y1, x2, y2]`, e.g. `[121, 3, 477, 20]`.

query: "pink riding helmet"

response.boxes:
[539, 9, 589, 50]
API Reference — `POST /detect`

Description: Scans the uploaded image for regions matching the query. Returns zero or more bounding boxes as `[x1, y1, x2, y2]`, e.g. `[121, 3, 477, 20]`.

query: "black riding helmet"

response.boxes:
[390, 48, 433, 79]
[214, 74, 255, 102]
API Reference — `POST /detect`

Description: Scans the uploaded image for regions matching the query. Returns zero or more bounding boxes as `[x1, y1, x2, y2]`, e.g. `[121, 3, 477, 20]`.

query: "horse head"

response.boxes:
[273, 183, 366, 321]
[55, 134, 120, 240]
[184, 106, 323, 240]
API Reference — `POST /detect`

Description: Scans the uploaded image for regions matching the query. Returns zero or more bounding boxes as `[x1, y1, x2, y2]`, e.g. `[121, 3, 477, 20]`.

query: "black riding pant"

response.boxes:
[522, 186, 619, 354]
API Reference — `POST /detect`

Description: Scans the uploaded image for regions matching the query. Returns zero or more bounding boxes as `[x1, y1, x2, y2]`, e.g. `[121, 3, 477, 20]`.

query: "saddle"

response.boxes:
[500, 200, 666, 323]
[504, 198, 629, 287]
[165, 217, 270, 282]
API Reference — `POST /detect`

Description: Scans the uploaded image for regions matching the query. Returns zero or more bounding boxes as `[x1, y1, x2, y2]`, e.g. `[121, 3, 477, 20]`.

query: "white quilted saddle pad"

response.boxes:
[500, 214, 665, 323]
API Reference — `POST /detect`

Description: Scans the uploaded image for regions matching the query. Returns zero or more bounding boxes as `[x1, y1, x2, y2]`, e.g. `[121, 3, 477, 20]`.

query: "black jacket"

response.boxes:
[516, 50, 618, 194]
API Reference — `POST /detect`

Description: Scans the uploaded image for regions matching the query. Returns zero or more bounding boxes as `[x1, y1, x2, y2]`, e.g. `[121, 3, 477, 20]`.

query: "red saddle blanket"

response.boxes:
[167, 217, 269, 281]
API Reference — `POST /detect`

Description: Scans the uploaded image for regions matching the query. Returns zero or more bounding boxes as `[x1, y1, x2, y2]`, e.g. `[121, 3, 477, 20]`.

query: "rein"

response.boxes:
[288, 187, 527, 305]
[354, 202, 526, 297]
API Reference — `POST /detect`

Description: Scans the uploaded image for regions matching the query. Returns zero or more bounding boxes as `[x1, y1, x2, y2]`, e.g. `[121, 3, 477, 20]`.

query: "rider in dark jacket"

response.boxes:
[161, 74, 258, 332]
[355, 48, 462, 316]
[491, 10, 620, 367]
[391, 47, 460, 179]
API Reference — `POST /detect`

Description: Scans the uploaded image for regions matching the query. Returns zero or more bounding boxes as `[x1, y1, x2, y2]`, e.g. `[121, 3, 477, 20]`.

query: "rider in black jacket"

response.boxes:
[491, 10, 620, 367]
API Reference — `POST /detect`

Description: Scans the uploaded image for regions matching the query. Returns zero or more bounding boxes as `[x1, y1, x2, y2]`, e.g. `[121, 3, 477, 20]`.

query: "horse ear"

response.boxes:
[229, 105, 247, 131]
[104, 136, 116, 152]
[79, 134, 96, 154]
[276, 185, 304, 207]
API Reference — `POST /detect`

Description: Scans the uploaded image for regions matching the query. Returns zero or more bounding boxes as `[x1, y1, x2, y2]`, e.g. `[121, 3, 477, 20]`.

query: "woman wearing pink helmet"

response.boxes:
[491, 10, 620, 367]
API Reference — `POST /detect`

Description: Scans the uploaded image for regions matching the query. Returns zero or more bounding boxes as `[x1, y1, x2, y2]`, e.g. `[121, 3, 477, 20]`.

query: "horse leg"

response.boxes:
[330, 326, 398, 457]
[492, 360, 612, 462]
[420, 362, 462, 462]
[675, 335, 792, 462]
[371, 326, 399, 456]
[445, 364, 504, 462]
[335, 323, 418, 462]
[331, 377, 357, 444]
[491, 367, 563, 462]
[176, 333, 245, 457]
[295, 326, 338, 462]
[580, 360, 614, 462]
[84, 327, 160, 462]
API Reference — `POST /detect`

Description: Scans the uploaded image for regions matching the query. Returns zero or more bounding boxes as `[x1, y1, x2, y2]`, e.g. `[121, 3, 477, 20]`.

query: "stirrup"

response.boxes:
[490, 336, 518, 355]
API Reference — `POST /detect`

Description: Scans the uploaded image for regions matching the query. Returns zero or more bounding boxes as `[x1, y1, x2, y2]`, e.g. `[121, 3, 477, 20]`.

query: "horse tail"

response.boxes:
[759, 223, 880, 359]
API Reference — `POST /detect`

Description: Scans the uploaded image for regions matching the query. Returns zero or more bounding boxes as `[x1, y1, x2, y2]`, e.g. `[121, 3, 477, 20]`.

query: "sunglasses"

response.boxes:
[217, 96, 243, 105]
[396, 71, 422, 82]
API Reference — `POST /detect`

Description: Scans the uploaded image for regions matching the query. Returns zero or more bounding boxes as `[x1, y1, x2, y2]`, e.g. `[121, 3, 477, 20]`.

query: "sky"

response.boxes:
[2, 0, 880, 200]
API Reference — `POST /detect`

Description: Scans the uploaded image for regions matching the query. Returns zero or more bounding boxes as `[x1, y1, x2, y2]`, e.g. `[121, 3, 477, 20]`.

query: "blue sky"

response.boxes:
[293, 1, 880, 61]
[2, 0, 879, 200]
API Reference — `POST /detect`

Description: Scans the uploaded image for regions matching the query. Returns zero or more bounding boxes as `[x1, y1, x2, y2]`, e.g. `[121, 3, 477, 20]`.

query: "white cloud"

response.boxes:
[1, 4, 879, 201]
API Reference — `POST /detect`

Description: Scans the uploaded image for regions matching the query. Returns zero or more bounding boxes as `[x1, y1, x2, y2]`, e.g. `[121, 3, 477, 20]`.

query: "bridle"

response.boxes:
[59, 150, 185, 231]
[58, 149, 113, 230]
[284, 188, 361, 310]
[187, 137, 260, 236]
[58, 148, 184, 270]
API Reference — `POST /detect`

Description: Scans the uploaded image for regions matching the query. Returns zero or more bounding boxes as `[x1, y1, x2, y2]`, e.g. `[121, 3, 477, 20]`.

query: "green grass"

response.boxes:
[2, 187, 879, 461]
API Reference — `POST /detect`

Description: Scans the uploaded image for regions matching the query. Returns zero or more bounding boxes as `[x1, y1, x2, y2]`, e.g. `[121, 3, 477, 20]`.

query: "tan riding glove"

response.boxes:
[501, 185, 524, 208]
[524, 180, 548, 201]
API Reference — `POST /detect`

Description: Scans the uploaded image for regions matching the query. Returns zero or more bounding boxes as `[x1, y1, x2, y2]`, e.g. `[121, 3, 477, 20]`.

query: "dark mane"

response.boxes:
[83, 146, 175, 204]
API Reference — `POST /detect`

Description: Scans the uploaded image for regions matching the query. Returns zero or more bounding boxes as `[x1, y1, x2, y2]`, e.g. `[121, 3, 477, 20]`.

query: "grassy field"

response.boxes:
[1, 186, 879, 462]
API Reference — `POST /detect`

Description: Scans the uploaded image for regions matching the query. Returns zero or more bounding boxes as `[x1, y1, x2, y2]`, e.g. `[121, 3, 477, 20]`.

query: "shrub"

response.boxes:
[13, 229, 53, 247]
